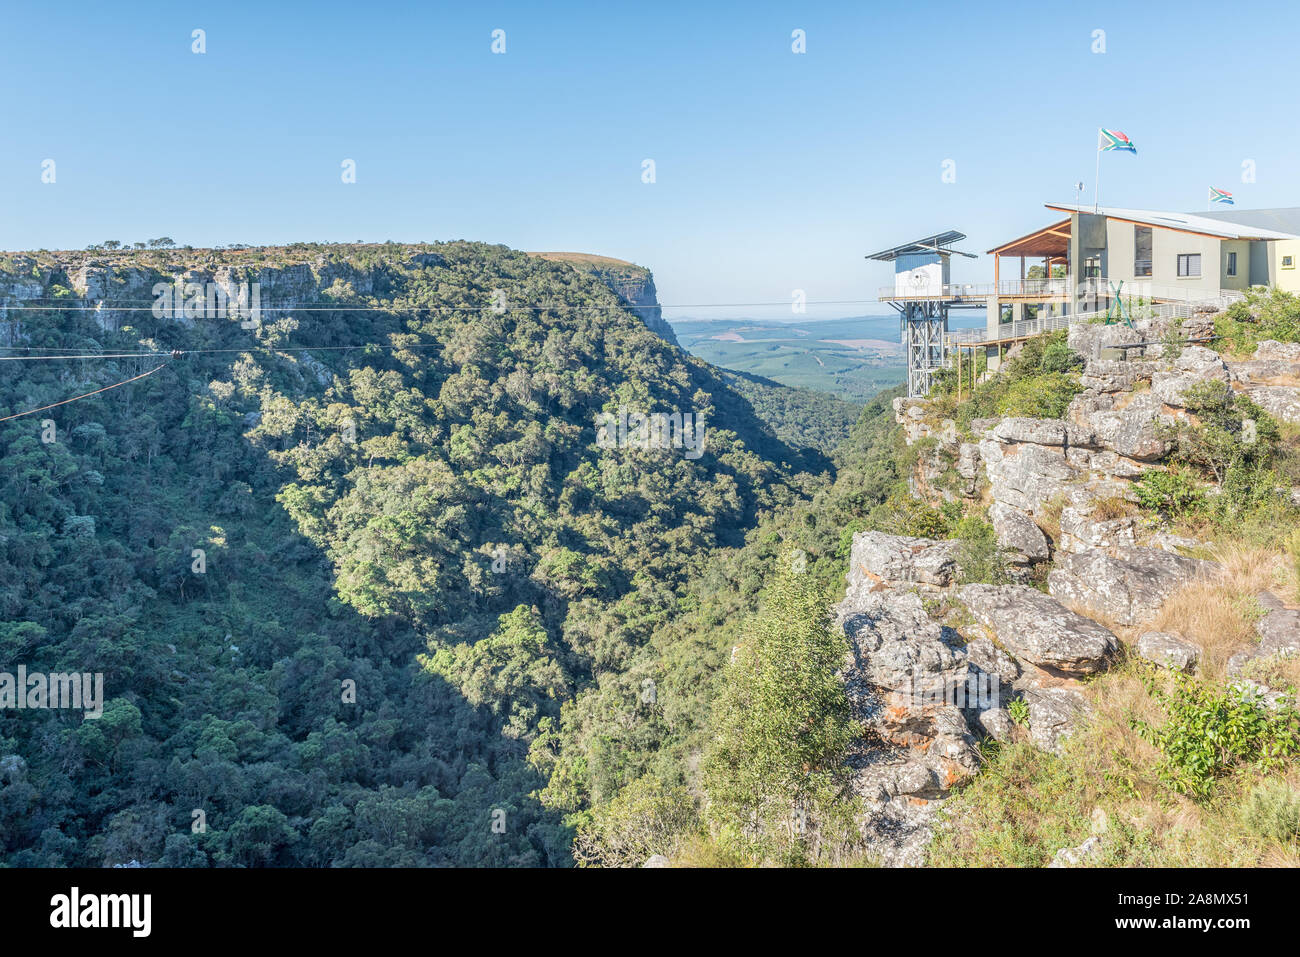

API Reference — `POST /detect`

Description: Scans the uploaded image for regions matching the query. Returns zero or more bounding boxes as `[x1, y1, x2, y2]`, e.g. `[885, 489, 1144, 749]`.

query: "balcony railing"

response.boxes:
[879, 277, 1246, 307]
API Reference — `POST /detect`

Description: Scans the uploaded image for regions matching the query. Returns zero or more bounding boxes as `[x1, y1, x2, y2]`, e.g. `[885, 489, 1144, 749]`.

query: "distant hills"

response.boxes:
[669, 315, 907, 402]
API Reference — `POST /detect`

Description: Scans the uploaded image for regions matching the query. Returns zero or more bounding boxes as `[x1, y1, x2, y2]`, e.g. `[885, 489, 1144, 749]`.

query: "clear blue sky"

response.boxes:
[4, 0, 1299, 318]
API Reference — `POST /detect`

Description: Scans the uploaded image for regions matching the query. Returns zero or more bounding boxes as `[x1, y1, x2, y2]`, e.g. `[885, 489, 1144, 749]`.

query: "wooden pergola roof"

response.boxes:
[987, 218, 1072, 259]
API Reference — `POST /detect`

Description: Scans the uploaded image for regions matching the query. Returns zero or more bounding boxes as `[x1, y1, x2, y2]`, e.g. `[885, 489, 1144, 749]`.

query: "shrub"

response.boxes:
[953, 514, 1009, 585]
[572, 776, 699, 867]
[1131, 670, 1300, 799]
[869, 490, 950, 538]
[1243, 781, 1300, 845]
[1216, 287, 1300, 354]
[1168, 381, 1278, 484]
[954, 331, 1084, 425]
[1134, 469, 1204, 517]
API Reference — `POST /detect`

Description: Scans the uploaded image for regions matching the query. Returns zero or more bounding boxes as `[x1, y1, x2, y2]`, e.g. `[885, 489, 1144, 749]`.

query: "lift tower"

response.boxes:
[867, 230, 979, 397]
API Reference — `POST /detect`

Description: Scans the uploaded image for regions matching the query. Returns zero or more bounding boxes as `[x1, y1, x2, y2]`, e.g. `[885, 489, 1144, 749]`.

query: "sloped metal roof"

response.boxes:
[1046, 204, 1300, 240]
[865, 230, 976, 261]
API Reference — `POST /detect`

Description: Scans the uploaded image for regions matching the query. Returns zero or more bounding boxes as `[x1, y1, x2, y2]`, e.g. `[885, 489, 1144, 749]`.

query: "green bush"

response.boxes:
[952, 514, 1009, 585]
[1131, 670, 1300, 799]
[1167, 380, 1279, 485]
[1133, 468, 1203, 517]
[869, 490, 951, 538]
[1216, 287, 1300, 353]
[954, 331, 1084, 425]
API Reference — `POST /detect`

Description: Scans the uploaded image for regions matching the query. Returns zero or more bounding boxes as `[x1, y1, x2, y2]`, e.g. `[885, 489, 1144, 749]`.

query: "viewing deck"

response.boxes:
[878, 278, 1073, 303]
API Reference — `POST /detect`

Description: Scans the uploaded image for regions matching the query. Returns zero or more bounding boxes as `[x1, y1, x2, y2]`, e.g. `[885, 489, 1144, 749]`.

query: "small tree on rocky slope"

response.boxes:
[702, 552, 857, 864]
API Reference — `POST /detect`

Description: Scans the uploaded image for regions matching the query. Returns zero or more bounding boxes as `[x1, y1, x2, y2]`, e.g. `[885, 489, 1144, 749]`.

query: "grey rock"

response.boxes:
[1134, 632, 1201, 672]
[1048, 547, 1215, 627]
[1256, 608, 1300, 659]
[1256, 590, 1286, 611]
[964, 636, 1021, 685]
[1255, 340, 1300, 362]
[1058, 503, 1138, 554]
[989, 502, 1049, 563]
[1069, 322, 1144, 362]
[642, 855, 670, 868]
[1083, 392, 1172, 461]
[1151, 345, 1231, 407]
[836, 590, 982, 794]
[956, 442, 981, 481]
[990, 417, 1097, 448]
[1081, 359, 1146, 393]
[1025, 686, 1091, 755]
[839, 591, 969, 696]
[845, 531, 960, 590]
[977, 707, 1016, 742]
[960, 584, 1119, 676]
[1048, 835, 1103, 868]
[980, 439, 1081, 513]
[1227, 650, 1255, 676]
[1243, 385, 1300, 424]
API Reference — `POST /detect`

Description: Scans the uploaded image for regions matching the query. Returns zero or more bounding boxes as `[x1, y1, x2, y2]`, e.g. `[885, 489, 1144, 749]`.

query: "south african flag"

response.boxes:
[1209, 187, 1234, 205]
[1098, 128, 1136, 153]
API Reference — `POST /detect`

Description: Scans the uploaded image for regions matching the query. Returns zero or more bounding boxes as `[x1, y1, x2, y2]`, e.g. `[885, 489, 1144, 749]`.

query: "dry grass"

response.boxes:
[1035, 493, 1068, 542]
[1090, 494, 1135, 522]
[931, 658, 1300, 867]
[1146, 545, 1281, 680]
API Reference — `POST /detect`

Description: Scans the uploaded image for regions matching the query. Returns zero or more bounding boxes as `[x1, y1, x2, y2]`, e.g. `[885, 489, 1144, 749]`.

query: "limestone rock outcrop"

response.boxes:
[959, 584, 1119, 676]
[1047, 547, 1215, 627]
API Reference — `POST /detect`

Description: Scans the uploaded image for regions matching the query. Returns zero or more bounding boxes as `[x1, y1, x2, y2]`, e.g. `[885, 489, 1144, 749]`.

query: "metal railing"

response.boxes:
[880, 277, 1247, 307]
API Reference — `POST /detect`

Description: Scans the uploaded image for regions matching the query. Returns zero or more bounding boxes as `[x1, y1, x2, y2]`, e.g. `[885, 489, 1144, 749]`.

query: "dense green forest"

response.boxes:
[0, 243, 901, 866]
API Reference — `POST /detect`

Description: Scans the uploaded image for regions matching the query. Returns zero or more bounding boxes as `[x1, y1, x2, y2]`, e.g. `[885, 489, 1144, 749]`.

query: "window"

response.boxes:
[1227, 251, 1237, 277]
[1284, 255, 1296, 270]
[1134, 226, 1152, 277]
[1177, 253, 1201, 278]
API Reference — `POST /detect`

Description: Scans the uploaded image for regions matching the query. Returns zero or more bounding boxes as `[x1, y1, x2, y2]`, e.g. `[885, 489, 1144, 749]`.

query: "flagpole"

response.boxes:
[1094, 128, 1101, 212]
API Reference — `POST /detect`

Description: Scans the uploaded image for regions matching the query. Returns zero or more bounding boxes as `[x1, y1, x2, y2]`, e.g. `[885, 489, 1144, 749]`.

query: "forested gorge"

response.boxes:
[0, 243, 898, 866]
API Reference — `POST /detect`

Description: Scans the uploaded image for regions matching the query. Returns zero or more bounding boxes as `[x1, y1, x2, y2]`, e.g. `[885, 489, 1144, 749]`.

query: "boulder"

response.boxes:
[1255, 608, 1300, 660]
[845, 531, 961, 590]
[1048, 547, 1215, 627]
[959, 584, 1119, 676]
[1134, 632, 1201, 672]
[839, 591, 969, 697]
[989, 502, 1049, 563]
[837, 590, 982, 792]
[1025, 686, 1091, 755]
[1069, 322, 1144, 362]
[961, 442, 977, 486]
[642, 855, 670, 868]
[1048, 835, 1103, 868]
[1081, 359, 1147, 394]
[1081, 392, 1172, 461]
[1058, 502, 1139, 554]
[1151, 346, 1231, 407]
[980, 440, 1081, 513]
[977, 707, 1016, 742]
[1229, 340, 1300, 386]
[964, 636, 1021, 686]
[1243, 385, 1300, 424]
[990, 417, 1097, 448]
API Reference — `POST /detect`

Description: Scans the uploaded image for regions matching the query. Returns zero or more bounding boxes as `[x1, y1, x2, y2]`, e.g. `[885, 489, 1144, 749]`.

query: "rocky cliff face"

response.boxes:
[838, 309, 1300, 866]
[527, 252, 678, 346]
[0, 245, 680, 346]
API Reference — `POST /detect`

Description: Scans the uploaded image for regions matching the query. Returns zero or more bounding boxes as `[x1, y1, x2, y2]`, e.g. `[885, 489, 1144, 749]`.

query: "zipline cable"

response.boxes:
[0, 361, 171, 423]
